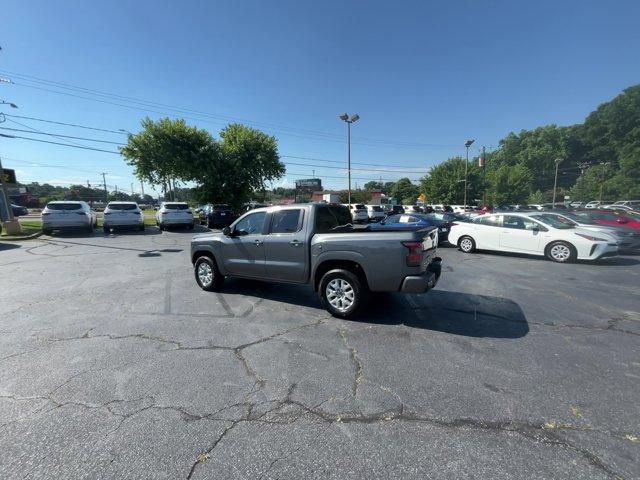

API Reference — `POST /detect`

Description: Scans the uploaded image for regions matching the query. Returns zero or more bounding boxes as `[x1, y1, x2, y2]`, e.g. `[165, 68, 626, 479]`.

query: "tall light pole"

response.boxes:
[463, 139, 475, 208]
[0, 100, 23, 234]
[552, 158, 562, 208]
[339, 113, 360, 205]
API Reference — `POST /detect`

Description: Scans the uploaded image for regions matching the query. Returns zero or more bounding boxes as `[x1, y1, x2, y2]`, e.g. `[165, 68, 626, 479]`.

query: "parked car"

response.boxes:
[11, 204, 29, 217]
[575, 209, 640, 231]
[241, 202, 268, 214]
[345, 204, 369, 224]
[371, 213, 450, 244]
[448, 212, 618, 262]
[191, 203, 442, 318]
[366, 205, 386, 222]
[103, 201, 144, 233]
[41, 201, 97, 235]
[404, 205, 423, 214]
[156, 202, 194, 230]
[203, 204, 236, 229]
[385, 204, 405, 215]
[584, 201, 601, 209]
[538, 212, 640, 252]
[611, 200, 640, 209]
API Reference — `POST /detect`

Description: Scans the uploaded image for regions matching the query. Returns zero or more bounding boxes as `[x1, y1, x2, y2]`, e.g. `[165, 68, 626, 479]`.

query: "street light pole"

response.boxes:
[463, 139, 475, 207]
[552, 158, 561, 207]
[339, 113, 360, 206]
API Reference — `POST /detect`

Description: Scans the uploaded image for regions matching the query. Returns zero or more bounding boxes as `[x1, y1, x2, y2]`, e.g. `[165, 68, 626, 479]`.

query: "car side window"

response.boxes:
[385, 214, 399, 223]
[269, 209, 302, 234]
[503, 215, 526, 229]
[234, 212, 266, 236]
[479, 215, 502, 227]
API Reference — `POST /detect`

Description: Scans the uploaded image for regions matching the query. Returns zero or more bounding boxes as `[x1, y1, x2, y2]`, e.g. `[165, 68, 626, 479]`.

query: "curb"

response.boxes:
[0, 231, 44, 241]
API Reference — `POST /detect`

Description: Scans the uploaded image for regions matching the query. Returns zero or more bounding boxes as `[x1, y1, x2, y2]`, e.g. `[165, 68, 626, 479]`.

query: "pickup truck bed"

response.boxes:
[191, 203, 442, 318]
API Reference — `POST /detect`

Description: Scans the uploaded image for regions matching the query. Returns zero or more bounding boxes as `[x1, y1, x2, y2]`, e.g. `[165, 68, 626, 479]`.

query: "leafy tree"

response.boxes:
[121, 118, 285, 209]
[527, 190, 547, 204]
[486, 164, 532, 205]
[421, 157, 482, 204]
[363, 181, 382, 191]
[390, 178, 419, 204]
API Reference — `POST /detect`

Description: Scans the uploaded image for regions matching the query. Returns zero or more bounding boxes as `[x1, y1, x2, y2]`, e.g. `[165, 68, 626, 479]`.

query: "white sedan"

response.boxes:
[448, 212, 618, 262]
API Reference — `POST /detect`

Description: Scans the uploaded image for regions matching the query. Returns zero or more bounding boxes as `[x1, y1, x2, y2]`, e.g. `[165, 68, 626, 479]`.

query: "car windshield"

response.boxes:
[46, 203, 82, 210]
[562, 212, 598, 225]
[530, 214, 575, 229]
[107, 203, 137, 210]
[164, 203, 189, 210]
[354, 204, 365, 209]
[370, 206, 383, 212]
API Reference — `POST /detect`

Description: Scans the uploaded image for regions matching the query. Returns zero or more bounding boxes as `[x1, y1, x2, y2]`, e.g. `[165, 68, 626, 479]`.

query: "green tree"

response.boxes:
[390, 178, 419, 204]
[486, 164, 532, 205]
[121, 118, 285, 209]
[421, 157, 482, 204]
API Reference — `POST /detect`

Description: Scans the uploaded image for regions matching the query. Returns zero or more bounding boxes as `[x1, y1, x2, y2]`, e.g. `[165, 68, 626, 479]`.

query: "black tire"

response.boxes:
[187, 223, 194, 230]
[86, 223, 94, 233]
[545, 241, 576, 263]
[194, 256, 224, 291]
[139, 224, 145, 232]
[103, 225, 110, 234]
[318, 269, 366, 319]
[458, 235, 476, 253]
[42, 228, 52, 235]
[159, 223, 165, 231]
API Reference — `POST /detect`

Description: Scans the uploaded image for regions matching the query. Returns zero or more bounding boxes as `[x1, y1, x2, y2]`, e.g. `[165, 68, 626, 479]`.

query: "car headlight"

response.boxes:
[575, 233, 608, 242]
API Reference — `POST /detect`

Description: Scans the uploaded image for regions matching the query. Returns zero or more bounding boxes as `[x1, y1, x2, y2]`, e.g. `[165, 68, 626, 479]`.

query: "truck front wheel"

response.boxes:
[319, 269, 365, 319]
[194, 256, 224, 291]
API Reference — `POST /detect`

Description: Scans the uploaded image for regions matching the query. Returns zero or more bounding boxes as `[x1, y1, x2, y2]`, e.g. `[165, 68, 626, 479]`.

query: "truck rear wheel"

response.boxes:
[319, 269, 365, 319]
[194, 256, 224, 291]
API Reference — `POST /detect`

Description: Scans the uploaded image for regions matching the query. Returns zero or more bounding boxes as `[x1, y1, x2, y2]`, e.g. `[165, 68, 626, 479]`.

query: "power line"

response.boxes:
[0, 126, 123, 145]
[5, 118, 91, 148]
[3, 69, 459, 149]
[0, 133, 121, 154]
[2, 113, 126, 135]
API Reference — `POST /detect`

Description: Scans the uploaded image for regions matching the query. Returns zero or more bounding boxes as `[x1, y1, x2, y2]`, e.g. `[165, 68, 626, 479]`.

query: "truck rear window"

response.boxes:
[315, 206, 352, 233]
[164, 204, 189, 210]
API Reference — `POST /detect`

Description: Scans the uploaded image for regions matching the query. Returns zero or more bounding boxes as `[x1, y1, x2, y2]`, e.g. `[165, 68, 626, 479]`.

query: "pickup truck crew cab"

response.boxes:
[191, 203, 442, 318]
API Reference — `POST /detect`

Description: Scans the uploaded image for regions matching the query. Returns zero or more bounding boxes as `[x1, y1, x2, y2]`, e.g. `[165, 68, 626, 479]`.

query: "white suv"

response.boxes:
[41, 201, 97, 235]
[344, 204, 369, 224]
[156, 202, 194, 230]
[103, 202, 144, 233]
[366, 205, 385, 222]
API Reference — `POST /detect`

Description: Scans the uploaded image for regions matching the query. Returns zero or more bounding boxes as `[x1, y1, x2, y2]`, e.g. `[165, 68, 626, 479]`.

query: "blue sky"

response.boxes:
[1, 0, 639, 194]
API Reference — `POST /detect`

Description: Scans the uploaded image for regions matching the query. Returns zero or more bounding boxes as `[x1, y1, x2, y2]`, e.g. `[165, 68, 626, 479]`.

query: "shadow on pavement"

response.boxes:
[0, 242, 21, 251]
[220, 279, 529, 339]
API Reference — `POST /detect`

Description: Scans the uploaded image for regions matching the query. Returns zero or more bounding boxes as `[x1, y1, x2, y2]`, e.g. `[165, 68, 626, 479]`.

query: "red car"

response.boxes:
[574, 209, 640, 231]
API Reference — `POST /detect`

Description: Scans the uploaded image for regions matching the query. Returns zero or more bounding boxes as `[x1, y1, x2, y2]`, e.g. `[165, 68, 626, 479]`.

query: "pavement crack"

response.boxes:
[339, 327, 364, 398]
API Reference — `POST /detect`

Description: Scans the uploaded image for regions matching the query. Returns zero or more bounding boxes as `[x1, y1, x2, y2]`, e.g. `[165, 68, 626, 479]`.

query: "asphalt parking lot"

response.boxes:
[1, 227, 639, 479]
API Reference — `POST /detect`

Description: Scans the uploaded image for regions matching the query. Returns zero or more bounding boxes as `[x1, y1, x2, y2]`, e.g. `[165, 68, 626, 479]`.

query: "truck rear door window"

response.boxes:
[270, 209, 302, 233]
[315, 206, 352, 233]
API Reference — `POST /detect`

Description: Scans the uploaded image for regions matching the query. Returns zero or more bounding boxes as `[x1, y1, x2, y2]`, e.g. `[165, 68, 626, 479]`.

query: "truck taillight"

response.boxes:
[402, 241, 423, 266]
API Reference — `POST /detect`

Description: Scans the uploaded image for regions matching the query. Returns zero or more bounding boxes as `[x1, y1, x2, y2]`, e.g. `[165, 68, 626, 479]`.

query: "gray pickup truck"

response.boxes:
[190, 203, 442, 318]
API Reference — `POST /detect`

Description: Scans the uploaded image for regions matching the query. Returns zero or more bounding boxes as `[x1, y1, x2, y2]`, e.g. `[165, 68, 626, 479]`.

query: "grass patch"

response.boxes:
[0, 219, 42, 237]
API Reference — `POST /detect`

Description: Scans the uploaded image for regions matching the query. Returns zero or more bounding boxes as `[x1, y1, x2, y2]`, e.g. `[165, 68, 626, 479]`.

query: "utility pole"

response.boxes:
[480, 146, 487, 207]
[131, 183, 134, 196]
[101, 172, 108, 202]
[552, 158, 562, 208]
[598, 162, 609, 202]
[140, 180, 145, 197]
[463, 139, 475, 207]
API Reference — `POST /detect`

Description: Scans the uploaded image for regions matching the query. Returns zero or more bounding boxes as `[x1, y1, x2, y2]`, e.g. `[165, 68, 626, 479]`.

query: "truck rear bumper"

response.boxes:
[400, 257, 442, 294]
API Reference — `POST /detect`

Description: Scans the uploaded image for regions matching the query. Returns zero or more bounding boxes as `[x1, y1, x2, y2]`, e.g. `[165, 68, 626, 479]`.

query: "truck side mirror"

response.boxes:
[222, 227, 232, 236]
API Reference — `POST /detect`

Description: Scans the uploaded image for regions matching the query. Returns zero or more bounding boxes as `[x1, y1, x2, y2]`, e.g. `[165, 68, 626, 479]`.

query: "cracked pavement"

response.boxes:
[1, 230, 639, 479]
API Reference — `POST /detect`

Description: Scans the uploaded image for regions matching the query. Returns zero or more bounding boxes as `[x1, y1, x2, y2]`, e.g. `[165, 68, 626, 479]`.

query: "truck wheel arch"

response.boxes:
[314, 260, 369, 292]
[192, 249, 218, 267]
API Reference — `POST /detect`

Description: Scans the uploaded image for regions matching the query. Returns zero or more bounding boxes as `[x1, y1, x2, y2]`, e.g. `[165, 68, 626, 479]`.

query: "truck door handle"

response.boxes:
[290, 240, 301, 246]
[254, 239, 263, 245]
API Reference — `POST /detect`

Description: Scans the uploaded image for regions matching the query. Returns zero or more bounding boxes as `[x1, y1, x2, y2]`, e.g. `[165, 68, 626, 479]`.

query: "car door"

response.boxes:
[474, 214, 502, 250]
[500, 215, 544, 252]
[219, 211, 267, 277]
[263, 208, 307, 282]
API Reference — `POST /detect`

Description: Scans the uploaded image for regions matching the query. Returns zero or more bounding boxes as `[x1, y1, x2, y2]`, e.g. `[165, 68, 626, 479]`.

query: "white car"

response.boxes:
[584, 201, 601, 209]
[156, 202, 194, 230]
[41, 201, 97, 235]
[103, 201, 144, 233]
[343, 204, 369, 223]
[448, 212, 618, 263]
[366, 205, 386, 222]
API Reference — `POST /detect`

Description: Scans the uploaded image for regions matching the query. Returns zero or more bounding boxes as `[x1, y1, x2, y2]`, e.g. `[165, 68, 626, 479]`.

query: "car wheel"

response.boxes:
[458, 235, 476, 253]
[194, 256, 224, 291]
[87, 223, 94, 233]
[139, 224, 145, 232]
[319, 269, 365, 319]
[103, 225, 110, 234]
[159, 223, 165, 231]
[546, 241, 576, 263]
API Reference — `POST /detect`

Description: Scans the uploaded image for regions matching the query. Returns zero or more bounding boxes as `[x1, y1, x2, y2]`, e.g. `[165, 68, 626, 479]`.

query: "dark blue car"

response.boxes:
[370, 212, 469, 244]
